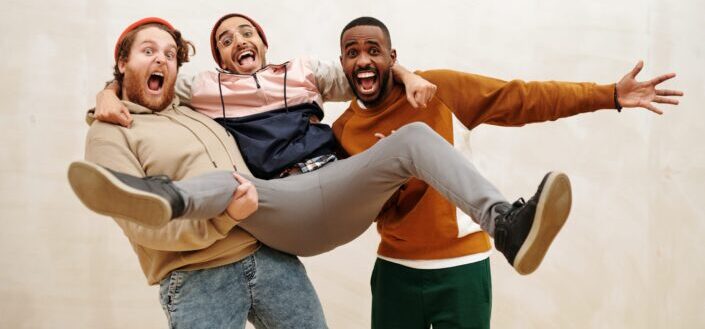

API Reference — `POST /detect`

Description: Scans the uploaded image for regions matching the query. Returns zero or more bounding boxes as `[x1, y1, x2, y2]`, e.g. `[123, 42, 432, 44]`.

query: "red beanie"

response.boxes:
[210, 13, 268, 69]
[114, 17, 175, 62]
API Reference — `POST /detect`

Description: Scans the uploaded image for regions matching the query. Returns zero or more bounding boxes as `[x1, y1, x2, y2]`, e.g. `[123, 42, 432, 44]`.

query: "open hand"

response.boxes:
[616, 60, 683, 115]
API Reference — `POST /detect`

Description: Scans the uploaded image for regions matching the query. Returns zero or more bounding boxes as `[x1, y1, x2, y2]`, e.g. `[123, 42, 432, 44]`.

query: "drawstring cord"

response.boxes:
[156, 109, 218, 168]
[218, 71, 228, 124]
[283, 64, 288, 112]
[174, 106, 239, 170]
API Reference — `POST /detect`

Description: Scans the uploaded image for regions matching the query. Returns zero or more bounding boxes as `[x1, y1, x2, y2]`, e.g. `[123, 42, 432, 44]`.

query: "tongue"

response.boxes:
[239, 56, 255, 66]
[148, 77, 161, 91]
[360, 77, 375, 91]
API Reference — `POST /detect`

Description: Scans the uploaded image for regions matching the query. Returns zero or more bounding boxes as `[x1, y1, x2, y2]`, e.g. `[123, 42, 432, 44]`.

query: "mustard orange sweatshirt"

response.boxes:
[332, 70, 616, 259]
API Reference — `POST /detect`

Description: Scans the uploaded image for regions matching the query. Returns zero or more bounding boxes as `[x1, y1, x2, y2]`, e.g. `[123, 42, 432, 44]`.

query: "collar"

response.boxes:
[349, 83, 405, 117]
[121, 97, 180, 114]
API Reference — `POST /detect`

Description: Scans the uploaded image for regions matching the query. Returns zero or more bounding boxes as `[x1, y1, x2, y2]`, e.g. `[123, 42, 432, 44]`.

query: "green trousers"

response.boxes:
[371, 258, 492, 329]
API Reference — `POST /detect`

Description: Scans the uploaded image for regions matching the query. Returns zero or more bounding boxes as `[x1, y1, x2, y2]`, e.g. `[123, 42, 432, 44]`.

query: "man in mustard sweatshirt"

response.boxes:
[332, 16, 682, 329]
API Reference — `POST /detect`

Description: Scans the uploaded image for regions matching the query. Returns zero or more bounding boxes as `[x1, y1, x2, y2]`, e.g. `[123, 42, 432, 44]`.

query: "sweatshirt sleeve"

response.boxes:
[307, 57, 354, 102]
[422, 70, 617, 130]
[84, 125, 241, 252]
[174, 73, 195, 107]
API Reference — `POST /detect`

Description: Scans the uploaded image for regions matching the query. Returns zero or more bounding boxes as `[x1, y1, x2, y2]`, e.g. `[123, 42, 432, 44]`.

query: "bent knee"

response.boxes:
[394, 122, 436, 139]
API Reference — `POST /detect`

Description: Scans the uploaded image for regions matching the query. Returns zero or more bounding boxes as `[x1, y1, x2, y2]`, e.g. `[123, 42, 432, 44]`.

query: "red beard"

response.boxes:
[122, 66, 176, 111]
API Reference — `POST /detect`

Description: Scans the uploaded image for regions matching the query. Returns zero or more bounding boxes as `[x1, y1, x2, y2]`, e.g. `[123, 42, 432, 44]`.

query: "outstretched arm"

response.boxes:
[616, 60, 683, 115]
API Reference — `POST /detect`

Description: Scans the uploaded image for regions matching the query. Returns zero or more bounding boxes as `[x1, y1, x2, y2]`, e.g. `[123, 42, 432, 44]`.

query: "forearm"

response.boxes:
[391, 63, 414, 84]
[427, 70, 616, 128]
[114, 214, 238, 252]
[475, 80, 615, 126]
[309, 57, 354, 102]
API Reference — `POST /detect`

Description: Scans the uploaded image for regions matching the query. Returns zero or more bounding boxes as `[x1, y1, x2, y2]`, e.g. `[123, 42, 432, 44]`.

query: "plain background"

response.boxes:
[1, 0, 704, 328]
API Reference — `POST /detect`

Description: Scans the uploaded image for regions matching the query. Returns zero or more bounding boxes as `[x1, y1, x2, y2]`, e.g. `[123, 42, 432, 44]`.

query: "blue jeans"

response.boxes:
[159, 245, 327, 328]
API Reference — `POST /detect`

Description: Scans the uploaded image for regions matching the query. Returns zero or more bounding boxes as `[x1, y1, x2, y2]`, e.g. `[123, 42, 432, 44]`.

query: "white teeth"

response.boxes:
[357, 71, 375, 79]
[152, 72, 164, 77]
[238, 50, 254, 60]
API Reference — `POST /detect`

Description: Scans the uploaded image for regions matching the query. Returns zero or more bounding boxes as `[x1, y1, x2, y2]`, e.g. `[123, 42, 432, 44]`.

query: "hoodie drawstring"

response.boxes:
[217, 71, 228, 129]
[283, 64, 288, 112]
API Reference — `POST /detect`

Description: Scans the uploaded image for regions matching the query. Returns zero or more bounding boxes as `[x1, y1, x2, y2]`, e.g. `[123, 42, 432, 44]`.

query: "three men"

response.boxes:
[81, 15, 562, 329]
[76, 13, 681, 329]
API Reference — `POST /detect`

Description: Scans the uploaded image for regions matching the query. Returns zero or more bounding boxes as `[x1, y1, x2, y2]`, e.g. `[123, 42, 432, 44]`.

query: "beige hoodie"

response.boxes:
[85, 99, 259, 285]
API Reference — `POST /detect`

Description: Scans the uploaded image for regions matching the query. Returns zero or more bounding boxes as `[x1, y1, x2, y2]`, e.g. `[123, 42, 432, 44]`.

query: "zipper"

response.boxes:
[252, 72, 270, 104]
[251, 73, 261, 88]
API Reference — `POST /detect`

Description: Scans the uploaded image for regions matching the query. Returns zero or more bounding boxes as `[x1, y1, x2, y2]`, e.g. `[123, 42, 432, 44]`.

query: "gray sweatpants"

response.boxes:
[176, 122, 507, 256]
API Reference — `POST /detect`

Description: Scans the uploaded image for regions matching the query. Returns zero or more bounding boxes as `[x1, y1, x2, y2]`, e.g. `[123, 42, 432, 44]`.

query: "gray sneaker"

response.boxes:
[67, 161, 185, 228]
[494, 172, 572, 275]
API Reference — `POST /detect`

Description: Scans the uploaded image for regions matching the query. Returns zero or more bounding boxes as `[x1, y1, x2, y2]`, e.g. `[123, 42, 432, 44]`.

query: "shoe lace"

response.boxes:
[494, 198, 526, 251]
[497, 198, 525, 225]
[494, 198, 526, 253]
[513, 197, 526, 208]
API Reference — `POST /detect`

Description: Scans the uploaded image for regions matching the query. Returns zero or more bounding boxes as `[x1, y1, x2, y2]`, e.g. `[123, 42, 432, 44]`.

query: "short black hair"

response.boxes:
[340, 16, 391, 48]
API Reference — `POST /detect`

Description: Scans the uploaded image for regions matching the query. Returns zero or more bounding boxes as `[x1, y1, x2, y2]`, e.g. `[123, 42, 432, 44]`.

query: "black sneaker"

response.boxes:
[494, 172, 572, 275]
[67, 161, 185, 228]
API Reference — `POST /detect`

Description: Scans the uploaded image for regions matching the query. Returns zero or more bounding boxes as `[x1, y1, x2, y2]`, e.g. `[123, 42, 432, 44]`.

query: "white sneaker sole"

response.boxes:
[513, 172, 572, 275]
[67, 161, 171, 228]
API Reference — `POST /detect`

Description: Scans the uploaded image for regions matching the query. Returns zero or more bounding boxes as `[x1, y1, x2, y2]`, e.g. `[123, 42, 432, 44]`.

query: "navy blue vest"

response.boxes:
[215, 103, 337, 179]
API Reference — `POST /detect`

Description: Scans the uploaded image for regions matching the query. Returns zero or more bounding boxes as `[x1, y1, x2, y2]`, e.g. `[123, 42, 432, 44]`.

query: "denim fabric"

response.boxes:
[159, 245, 327, 329]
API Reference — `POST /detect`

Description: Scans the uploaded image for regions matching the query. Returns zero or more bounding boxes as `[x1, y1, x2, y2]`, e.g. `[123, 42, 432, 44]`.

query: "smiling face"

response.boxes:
[118, 26, 177, 111]
[215, 16, 268, 74]
[340, 25, 396, 107]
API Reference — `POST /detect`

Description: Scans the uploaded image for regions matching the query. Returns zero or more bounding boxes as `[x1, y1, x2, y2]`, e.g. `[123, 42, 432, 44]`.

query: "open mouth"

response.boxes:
[355, 69, 378, 94]
[147, 72, 164, 92]
[236, 50, 256, 66]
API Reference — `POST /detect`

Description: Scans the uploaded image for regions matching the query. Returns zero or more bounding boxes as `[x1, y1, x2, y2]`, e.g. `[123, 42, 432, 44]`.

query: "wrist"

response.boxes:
[391, 64, 411, 83]
[614, 84, 623, 112]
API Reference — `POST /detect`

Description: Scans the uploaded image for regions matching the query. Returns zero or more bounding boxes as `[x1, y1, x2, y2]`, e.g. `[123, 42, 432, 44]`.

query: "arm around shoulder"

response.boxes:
[308, 57, 354, 102]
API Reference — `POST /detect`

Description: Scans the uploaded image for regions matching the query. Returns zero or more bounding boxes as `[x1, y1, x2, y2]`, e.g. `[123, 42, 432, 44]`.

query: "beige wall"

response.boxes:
[1, 0, 704, 328]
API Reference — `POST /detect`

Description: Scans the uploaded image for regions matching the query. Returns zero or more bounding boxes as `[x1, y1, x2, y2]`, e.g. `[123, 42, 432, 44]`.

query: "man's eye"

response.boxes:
[144, 48, 153, 55]
[243, 31, 253, 38]
[370, 48, 380, 55]
[221, 38, 232, 47]
[347, 49, 358, 57]
[166, 51, 176, 60]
